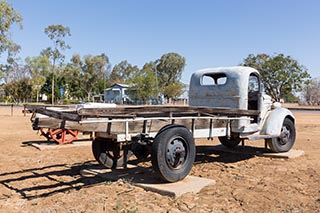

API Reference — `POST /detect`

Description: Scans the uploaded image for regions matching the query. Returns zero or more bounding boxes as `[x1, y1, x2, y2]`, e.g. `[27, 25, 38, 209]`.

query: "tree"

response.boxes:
[4, 78, 32, 103]
[156, 52, 185, 99]
[40, 73, 61, 102]
[25, 55, 51, 102]
[63, 55, 84, 100]
[65, 54, 110, 101]
[131, 62, 157, 102]
[242, 53, 310, 102]
[1, 52, 32, 103]
[44, 24, 71, 104]
[303, 78, 320, 105]
[81, 54, 110, 101]
[110, 60, 139, 84]
[163, 82, 185, 100]
[0, 0, 22, 57]
[2, 61, 30, 83]
[0, 0, 23, 82]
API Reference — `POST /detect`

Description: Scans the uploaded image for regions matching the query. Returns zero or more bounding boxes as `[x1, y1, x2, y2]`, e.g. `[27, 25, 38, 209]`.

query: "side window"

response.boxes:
[248, 74, 260, 113]
[201, 73, 227, 86]
[248, 75, 259, 92]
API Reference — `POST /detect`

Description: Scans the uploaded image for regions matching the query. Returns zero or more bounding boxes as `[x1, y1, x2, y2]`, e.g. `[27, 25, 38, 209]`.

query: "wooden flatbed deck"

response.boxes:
[27, 104, 259, 141]
[27, 104, 259, 121]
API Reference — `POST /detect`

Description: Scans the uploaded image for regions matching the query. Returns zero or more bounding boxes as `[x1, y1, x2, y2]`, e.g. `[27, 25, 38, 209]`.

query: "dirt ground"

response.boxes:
[0, 106, 319, 212]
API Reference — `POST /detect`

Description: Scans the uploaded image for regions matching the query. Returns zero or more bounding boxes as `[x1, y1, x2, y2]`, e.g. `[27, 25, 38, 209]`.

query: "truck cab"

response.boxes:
[189, 66, 295, 152]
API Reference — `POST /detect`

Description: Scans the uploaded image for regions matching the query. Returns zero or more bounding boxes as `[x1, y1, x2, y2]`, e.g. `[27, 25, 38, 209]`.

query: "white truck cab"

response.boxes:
[189, 66, 296, 153]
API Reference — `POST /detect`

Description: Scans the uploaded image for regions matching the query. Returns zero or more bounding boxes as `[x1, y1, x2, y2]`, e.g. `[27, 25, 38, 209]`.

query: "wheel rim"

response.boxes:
[166, 136, 187, 169]
[279, 125, 291, 145]
[49, 128, 78, 144]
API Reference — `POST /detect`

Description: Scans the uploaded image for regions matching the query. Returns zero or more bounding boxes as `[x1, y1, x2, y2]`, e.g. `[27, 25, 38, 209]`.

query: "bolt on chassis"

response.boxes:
[27, 66, 296, 183]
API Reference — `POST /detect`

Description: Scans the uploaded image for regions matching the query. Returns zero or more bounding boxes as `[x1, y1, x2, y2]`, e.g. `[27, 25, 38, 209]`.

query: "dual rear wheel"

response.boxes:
[92, 138, 132, 168]
[92, 125, 196, 182]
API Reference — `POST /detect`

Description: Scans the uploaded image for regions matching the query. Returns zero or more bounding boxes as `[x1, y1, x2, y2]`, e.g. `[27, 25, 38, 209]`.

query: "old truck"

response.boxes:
[27, 66, 296, 183]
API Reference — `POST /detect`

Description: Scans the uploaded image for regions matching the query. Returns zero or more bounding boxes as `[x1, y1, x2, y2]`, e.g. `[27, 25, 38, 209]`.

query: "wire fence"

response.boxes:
[0, 104, 25, 116]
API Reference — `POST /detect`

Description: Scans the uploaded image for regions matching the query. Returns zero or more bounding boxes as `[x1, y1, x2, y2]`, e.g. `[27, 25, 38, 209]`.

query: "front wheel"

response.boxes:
[266, 118, 296, 153]
[151, 126, 195, 183]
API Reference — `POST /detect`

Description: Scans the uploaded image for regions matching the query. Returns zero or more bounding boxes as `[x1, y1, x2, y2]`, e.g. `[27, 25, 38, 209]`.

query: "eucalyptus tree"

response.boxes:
[62, 54, 84, 100]
[81, 54, 110, 101]
[156, 52, 186, 100]
[3, 64, 32, 103]
[44, 24, 71, 104]
[303, 78, 320, 105]
[110, 60, 139, 84]
[242, 53, 310, 102]
[130, 61, 157, 102]
[25, 55, 51, 102]
[65, 53, 110, 101]
[0, 0, 23, 82]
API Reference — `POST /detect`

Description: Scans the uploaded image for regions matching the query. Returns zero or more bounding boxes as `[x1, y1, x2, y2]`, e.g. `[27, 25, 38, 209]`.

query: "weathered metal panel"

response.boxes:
[189, 66, 260, 110]
[260, 107, 295, 136]
[189, 66, 261, 132]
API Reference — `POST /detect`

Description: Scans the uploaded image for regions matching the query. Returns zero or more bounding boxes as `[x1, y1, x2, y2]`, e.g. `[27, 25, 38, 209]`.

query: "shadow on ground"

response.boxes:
[0, 161, 102, 200]
[195, 144, 271, 164]
[1, 144, 270, 199]
[21, 138, 91, 146]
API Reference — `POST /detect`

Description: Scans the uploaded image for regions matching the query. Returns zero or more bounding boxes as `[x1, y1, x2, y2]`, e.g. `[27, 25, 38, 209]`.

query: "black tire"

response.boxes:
[92, 138, 132, 169]
[266, 118, 296, 153]
[218, 135, 241, 148]
[131, 142, 150, 160]
[151, 126, 195, 183]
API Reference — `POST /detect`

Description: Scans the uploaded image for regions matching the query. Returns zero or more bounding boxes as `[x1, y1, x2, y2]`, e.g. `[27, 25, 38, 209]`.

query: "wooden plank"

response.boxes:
[35, 108, 80, 121]
[26, 105, 80, 121]
[28, 104, 258, 129]
[25, 104, 73, 111]
[77, 105, 259, 118]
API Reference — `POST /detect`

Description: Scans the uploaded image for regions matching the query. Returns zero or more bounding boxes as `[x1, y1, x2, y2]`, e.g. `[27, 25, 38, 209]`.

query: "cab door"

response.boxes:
[248, 74, 260, 122]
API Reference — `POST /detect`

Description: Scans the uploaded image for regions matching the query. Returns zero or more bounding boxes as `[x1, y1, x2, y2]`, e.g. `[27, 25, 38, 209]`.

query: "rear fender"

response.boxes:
[260, 107, 295, 136]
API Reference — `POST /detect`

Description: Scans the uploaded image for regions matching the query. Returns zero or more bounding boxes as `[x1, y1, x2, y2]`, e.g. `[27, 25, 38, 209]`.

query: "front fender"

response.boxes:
[260, 107, 295, 136]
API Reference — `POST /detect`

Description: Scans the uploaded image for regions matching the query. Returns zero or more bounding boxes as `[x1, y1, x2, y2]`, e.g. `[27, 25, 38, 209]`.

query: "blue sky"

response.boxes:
[6, 0, 320, 83]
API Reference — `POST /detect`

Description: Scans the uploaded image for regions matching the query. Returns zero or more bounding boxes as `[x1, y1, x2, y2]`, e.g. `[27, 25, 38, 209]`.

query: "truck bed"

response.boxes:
[27, 104, 259, 138]
[27, 104, 259, 121]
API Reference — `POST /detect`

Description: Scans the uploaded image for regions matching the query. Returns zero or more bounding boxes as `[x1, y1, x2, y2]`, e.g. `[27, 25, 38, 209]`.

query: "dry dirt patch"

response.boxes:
[0, 106, 319, 212]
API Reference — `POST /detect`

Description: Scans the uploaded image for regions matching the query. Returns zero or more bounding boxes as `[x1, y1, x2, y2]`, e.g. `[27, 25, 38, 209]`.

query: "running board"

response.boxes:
[240, 134, 276, 141]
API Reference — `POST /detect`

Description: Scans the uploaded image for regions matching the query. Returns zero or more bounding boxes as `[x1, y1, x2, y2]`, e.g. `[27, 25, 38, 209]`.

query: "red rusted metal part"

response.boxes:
[48, 128, 78, 144]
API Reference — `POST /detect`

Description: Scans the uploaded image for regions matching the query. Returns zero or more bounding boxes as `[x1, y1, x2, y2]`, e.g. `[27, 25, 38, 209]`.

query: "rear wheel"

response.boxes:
[218, 135, 241, 148]
[92, 138, 132, 168]
[266, 118, 296, 153]
[151, 126, 195, 183]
